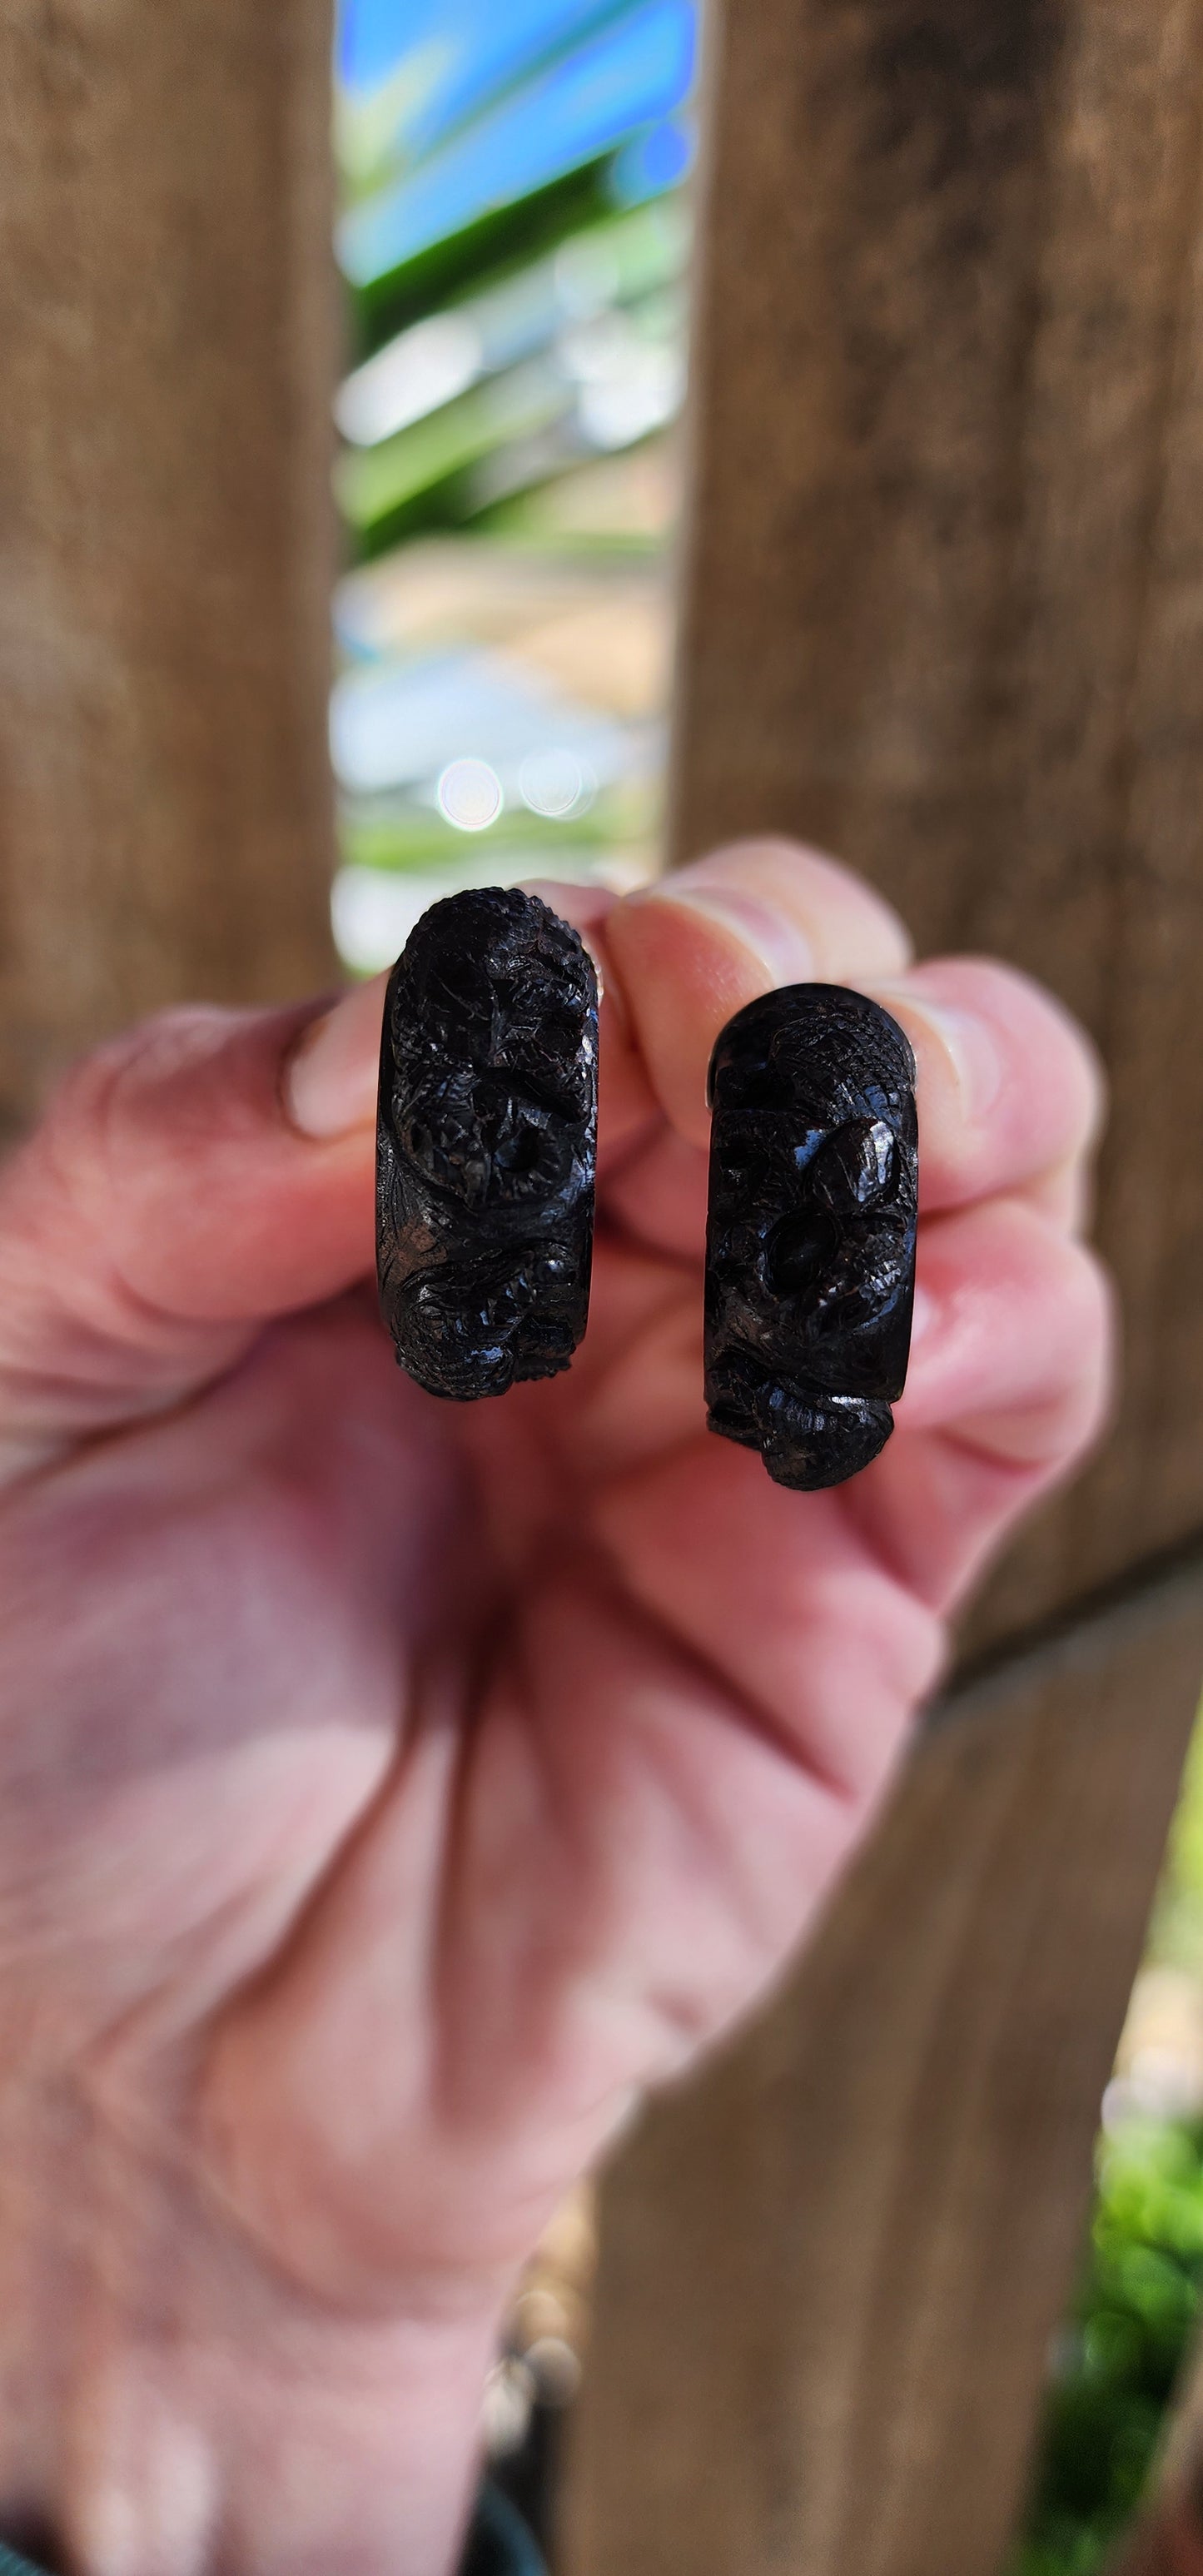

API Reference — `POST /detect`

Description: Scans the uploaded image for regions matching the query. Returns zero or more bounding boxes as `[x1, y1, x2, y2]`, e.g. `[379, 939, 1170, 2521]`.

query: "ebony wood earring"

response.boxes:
[375, 887, 599, 1400]
[703, 985, 918, 1489]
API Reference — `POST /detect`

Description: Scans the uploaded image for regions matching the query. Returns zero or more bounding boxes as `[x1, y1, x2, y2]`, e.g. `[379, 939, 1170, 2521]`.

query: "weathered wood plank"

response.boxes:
[566, 2, 1203, 2562]
[671, 0, 1203, 1640]
[0, 0, 337, 1133]
[562, 1558, 1203, 2576]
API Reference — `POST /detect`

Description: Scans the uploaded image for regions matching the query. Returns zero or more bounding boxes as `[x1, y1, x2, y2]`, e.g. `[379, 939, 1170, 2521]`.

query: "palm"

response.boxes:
[0, 851, 1107, 2325]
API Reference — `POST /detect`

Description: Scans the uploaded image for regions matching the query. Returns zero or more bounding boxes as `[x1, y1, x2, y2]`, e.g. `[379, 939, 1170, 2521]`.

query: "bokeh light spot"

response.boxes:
[437, 757, 504, 831]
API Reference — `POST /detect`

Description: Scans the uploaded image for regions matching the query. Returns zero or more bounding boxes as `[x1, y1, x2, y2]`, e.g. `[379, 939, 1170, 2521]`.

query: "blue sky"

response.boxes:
[338, 0, 695, 286]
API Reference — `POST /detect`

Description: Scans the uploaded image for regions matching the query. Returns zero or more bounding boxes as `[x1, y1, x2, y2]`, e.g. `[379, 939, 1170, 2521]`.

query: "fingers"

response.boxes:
[0, 1001, 377, 1477]
[593, 948, 1102, 1265]
[0, 838, 1106, 1479]
[557, 1236, 701, 1478]
[567, 1196, 1110, 1521]
[901, 1201, 1112, 1464]
[552, 850, 1102, 1251]
[845, 1198, 1114, 1610]
[591, 1437, 944, 1808]
[867, 958, 1105, 1222]
[584, 1204, 1108, 1793]
[598, 1125, 708, 1263]
[600, 839, 912, 1146]
[0, 841, 906, 1479]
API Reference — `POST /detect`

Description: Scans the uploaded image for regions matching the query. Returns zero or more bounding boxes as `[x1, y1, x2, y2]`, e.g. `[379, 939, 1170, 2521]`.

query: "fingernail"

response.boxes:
[877, 990, 1004, 1126]
[285, 973, 386, 1139]
[640, 883, 815, 987]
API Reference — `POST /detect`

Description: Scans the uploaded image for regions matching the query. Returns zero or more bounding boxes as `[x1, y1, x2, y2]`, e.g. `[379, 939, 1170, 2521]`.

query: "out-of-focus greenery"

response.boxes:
[1148, 1719, 1203, 1987]
[338, 795, 621, 873]
[337, 0, 695, 356]
[336, 199, 688, 554]
[1007, 1719, 1203, 2574]
[1007, 2118, 1203, 2573]
[329, 0, 693, 964]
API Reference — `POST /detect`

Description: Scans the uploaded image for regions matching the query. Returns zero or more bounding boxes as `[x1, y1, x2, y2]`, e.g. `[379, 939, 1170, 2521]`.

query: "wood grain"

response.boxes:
[0, 0, 337, 1133]
[670, 0, 1203, 1640]
[562, 1556, 1203, 2576]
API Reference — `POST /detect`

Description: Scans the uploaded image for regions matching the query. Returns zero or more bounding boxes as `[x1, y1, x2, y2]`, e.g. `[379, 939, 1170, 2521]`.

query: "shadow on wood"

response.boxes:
[563, 1561, 1203, 2576]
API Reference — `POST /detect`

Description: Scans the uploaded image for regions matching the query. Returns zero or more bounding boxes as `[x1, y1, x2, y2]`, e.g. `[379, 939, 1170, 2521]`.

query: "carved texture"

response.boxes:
[704, 985, 917, 1489]
[376, 888, 598, 1400]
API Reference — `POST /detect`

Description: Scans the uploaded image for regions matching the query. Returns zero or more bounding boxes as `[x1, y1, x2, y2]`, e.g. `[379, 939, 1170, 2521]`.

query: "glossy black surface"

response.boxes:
[704, 985, 918, 1490]
[376, 888, 598, 1400]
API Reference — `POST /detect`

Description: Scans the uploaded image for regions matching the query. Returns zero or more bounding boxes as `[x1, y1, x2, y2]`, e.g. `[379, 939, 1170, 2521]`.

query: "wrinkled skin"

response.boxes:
[0, 844, 1110, 2574]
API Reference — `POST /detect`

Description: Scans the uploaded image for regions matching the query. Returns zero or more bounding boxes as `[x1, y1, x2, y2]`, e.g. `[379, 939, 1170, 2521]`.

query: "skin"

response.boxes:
[0, 841, 1111, 2575]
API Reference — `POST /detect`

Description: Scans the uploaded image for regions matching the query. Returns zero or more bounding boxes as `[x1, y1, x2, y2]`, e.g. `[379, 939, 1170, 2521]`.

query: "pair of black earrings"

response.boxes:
[375, 887, 918, 1493]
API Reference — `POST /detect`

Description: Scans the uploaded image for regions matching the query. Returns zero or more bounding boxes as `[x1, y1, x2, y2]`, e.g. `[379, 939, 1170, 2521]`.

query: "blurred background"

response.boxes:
[1005, 1738, 1203, 2576]
[330, 0, 695, 977]
[329, 12, 1203, 2570]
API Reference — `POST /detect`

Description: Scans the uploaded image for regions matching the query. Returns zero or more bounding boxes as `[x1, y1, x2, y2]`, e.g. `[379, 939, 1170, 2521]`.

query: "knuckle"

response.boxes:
[967, 959, 1102, 1114]
[47, 1007, 232, 1133]
[39, 1009, 235, 1201]
[1022, 1225, 1116, 1445]
[8, 1010, 251, 1270]
[911, 954, 1106, 1164]
[1009, 1206, 1112, 1349]
[688, 837, 911, 949]
[1060, 1243, 1114, 1387]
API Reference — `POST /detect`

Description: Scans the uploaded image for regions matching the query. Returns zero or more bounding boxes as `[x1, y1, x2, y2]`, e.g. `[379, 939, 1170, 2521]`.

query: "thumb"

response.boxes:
[0, 981, 386, 1480]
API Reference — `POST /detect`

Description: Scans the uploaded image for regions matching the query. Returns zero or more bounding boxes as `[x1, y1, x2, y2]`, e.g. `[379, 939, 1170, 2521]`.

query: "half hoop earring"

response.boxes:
[376, 886, 599, 1401]
[703, 983, 918, 1489]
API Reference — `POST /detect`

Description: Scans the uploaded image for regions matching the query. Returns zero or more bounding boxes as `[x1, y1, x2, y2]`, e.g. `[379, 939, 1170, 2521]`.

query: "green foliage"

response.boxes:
[1007, 2119, 1203, 2573]
[1007, 1708, 1203, 2574]
[351, 167, 614, 356]
[1148, 1718, 1203, 1985]
[338, 799, 615, 874]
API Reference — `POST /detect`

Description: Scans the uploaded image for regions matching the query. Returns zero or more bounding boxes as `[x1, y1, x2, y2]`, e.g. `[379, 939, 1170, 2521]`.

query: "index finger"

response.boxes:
[599, 838, 912, 1144]
[581, 842, 1102, 1226]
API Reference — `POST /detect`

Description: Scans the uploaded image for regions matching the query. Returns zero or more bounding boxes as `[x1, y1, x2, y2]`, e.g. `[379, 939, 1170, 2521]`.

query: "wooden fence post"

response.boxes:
[564, 1569, 1203, 2576]
[0, 0, 337, 1135]
[562, 0, 1203, 2566]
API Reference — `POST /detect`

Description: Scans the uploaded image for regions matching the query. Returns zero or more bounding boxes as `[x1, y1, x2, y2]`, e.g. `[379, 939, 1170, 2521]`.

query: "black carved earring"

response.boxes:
[703, 985, 918, 1489]
[375, 886, 599, 1400]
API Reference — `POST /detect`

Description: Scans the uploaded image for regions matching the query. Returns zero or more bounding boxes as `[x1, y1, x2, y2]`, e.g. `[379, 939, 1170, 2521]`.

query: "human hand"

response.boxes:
[0, 842, 1109, 2574]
